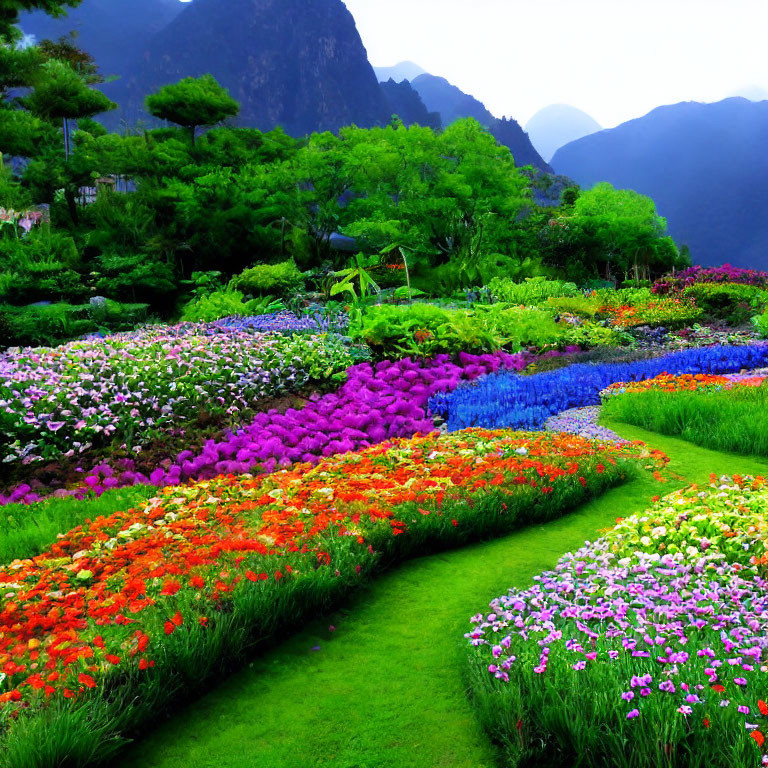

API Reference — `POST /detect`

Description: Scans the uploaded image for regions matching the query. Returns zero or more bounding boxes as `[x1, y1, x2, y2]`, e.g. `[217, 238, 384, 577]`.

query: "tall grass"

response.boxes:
[601, 383, 768, 456]
[0, 487, 156, 563]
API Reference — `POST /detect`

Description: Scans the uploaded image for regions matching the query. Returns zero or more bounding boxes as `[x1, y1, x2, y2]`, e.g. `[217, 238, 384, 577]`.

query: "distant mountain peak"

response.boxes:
[524, 104, 602, 162]
[373, 61, 427, 83]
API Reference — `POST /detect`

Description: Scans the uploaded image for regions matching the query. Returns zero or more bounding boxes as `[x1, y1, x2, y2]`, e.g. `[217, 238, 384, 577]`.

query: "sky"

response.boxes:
[342, 0, 768, 129]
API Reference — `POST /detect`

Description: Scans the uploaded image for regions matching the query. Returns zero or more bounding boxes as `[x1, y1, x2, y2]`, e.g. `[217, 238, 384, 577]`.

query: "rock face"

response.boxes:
[380, 79, 441, 129]
[552, 98, 768, 268]
[525, 104, 602, 162]
[19, 0, 183, 82]
[411, 74, 551, 171]
[51, 0, 386, 135]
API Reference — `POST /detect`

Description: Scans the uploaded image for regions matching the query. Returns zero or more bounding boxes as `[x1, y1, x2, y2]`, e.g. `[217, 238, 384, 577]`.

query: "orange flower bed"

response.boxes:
[0, 429, 663, 761]
[601, 373, 767, 398]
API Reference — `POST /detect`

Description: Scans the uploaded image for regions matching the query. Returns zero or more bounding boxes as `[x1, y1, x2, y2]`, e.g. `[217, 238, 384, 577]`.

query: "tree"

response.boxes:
[145, 75, 240, 144]
[0, 0, 81, 42]
[24, 59, 115, 158]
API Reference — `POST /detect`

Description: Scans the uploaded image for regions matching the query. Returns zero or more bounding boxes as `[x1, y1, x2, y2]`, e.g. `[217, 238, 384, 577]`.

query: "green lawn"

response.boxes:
[116, 426, 768, 768]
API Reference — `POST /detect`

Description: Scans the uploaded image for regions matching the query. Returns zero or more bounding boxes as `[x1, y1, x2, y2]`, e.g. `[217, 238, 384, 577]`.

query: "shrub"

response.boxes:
[180, 289, 284, 322]
[231, 260, 305, 298]
[754, 309, 768, 338]
[0, 302, 149, 348]
[683, 282, 768, 325]
[487, 276, 579, 305]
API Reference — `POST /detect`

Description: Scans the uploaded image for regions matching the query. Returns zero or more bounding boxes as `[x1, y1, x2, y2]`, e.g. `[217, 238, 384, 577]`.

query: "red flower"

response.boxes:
[160, 580, 181, 596]
[189, 575, 205, 589]
[78, 673, 96, 689]
[759, 700, 768, 716]
[751, 731, 765, 748]
[104, 654, 121, 665]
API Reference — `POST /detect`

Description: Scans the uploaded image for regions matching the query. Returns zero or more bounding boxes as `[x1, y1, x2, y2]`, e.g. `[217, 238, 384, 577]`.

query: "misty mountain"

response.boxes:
[380, 79, 441, 129]
[525, 104, 601, 162]
[19, 0, 184, 81]
[114, 0, 388, 136]
[411, 74, 551, 171]
[552, 97, 768, 268]
[373, 61, 427, 83]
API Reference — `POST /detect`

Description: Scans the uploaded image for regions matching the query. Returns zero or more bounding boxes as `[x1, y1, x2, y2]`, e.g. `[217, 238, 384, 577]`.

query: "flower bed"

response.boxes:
[600, 372, 767, 398]
[599, 296, 703, 328]
[0, 429, 655, 766]
[466, 476, 768, 768]
[0, 323, 353, 468]
[653, 265, 768, 294]
[430, 344, 768, 432]
[215, 310, 348, 335]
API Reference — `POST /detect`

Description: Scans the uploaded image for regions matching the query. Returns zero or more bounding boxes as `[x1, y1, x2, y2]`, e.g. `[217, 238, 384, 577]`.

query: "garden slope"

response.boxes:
[117, 427, 768, 768]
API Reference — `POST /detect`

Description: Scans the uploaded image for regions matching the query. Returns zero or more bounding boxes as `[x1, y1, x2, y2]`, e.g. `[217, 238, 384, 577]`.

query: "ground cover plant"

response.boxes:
[466, 475, 768, 768]
[653, 265, 768, 294]
[601, 375, 768, 457]
[0, 429, 656, 767]
[430, 344, 768, 431]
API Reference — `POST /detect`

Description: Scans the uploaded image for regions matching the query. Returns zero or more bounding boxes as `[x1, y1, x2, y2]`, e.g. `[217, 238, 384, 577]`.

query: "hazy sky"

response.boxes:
[342, 0, 768, 128]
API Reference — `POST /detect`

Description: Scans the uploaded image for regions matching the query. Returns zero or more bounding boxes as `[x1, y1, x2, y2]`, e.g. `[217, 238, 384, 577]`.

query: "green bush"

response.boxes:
[487, 276, 579, 305]
[351, 303, 576, 359]
[753, 309, 768, 338]
[0, 301, 149, 348]
[230, 260, 305, 298]
[180, 289, 284, 323]
[683, 282, 768, 325]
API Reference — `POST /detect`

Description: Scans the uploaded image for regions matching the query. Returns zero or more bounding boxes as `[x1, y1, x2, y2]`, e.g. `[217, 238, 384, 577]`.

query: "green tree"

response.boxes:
[23, 59, 115, 158]
[145, 75, 240, 144]
[0, 0, 81, 42]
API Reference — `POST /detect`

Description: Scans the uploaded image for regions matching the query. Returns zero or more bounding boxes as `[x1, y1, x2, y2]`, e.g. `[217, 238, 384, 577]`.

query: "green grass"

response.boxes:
[0, 486, 157, 563]
[116, 427, 768, 768]
[602, 383, 768, 456]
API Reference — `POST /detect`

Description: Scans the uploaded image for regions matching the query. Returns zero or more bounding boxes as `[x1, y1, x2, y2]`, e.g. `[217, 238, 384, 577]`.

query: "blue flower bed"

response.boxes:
[215, 311, 348, 335]
[429, 344, 768, 431]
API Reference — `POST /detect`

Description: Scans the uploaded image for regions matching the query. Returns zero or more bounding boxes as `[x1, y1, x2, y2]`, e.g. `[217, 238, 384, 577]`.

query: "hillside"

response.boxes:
[552, 97, 768, 268]
[380, 79, 441, 129]
[525, 104, 602, 162]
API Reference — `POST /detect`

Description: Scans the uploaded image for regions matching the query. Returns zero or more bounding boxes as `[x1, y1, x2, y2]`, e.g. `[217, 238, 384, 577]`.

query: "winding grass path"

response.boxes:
[117, 425, 768, 768]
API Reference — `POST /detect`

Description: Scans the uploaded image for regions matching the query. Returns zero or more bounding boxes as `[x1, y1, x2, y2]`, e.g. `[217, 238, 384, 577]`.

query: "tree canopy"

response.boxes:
[145, 74, 240, 143]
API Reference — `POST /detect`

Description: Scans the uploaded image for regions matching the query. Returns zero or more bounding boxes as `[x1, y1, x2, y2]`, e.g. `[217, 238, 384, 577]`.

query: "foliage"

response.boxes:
[487, 276, 579, 305]
[466, 475, 768, 768]
[145, 75, 240, 142]
[0, 428, 646, 765]
[682, 282, 768, 325]
[0, 0, 81, 42]
[230, 260, 305, 298]
[0, 300, 148, 347]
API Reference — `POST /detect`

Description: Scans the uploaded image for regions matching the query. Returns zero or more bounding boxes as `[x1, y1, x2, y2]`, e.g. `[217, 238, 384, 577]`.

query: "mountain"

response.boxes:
[552, 97, 768, 269]
[525, 104, 602, 162]
[411, 74, 495, 126]
[379, 79, 441, 129]
[373, 61, 427, 83]
[411, 74, 551, 172]
[19, 0, 184, 82]
[115, 0, 389, 136]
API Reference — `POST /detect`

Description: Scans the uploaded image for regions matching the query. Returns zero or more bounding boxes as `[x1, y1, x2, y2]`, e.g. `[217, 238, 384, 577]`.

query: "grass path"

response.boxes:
[117, 426, 768, 768]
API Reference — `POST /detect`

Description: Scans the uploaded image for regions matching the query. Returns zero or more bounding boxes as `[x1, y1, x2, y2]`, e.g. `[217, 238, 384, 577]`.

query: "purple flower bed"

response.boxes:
[3, 351, 529, 504]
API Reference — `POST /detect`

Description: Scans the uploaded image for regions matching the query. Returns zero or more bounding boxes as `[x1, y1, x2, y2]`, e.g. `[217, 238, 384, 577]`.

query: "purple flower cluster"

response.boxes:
[653, 264, 768, 294]
[215, 311, 348, 335]
[544, 406, 628, 443]
[4, 351, 528, 504]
